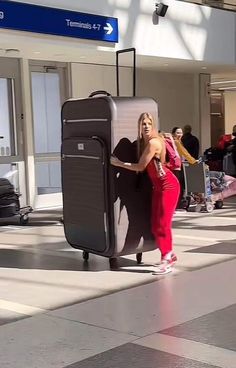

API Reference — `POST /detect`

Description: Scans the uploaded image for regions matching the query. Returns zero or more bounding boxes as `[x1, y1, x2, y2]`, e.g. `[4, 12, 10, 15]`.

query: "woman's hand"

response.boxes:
[163, 132, 172, 139]
[110, 156, 122, 167]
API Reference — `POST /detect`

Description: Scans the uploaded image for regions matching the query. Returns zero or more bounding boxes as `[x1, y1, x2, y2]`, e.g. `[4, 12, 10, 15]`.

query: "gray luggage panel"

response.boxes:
[62, 137, 111, 253]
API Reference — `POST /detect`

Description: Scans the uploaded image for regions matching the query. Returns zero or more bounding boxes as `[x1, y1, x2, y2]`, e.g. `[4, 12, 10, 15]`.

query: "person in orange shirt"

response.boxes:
[172, 127, 198, 164]
[171, 127, 198, 208]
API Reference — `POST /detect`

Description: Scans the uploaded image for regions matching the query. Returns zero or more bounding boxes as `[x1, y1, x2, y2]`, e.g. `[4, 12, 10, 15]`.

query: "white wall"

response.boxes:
[71, 63, 133, 98]
[136, 69, 199, 136]
[71, 62, 200, 142]
[224, 91, 236, 134]
[12, 0, 236, 65]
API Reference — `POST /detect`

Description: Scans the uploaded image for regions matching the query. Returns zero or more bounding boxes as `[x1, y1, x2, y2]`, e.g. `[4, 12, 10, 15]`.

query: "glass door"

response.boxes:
[30, 63, 68, 208]
[0, 58, 26, 204]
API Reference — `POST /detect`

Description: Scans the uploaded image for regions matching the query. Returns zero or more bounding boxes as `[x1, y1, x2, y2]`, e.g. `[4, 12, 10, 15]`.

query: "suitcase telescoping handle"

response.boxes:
[89, 90, 111, 98]
[116, 47, 136, 97]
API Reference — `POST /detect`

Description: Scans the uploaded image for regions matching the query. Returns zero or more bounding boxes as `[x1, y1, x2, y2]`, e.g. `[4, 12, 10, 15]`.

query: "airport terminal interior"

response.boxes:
[0, 0, 236, 367]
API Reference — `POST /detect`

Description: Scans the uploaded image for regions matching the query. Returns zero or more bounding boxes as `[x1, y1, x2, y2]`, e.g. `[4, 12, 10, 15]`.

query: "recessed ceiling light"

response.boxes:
[211, 80, 236, 85]
[219, 86, 236, 90]
[201, 66, 207, 70]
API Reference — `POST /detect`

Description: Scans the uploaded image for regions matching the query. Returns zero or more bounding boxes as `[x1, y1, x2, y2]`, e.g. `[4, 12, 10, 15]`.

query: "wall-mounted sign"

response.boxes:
[0, 0, 119, 43]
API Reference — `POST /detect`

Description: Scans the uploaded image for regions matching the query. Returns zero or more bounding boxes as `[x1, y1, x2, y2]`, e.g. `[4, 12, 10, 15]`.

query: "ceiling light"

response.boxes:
[211, 80, 236, 85]
[218, 86, 236, 90]
[201, 66, 207, 69]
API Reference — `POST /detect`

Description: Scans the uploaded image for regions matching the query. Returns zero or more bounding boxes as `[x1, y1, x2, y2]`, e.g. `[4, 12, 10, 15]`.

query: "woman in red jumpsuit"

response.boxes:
[111, 112, 180, 274]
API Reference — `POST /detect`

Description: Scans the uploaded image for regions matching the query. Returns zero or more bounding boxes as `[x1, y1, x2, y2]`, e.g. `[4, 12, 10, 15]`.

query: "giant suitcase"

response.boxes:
[61, 94, 158, 262]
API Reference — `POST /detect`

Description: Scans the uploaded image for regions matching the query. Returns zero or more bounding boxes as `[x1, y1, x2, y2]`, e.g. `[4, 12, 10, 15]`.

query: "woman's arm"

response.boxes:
[175, 140, 197, 164]
[111, 138, 162, 171]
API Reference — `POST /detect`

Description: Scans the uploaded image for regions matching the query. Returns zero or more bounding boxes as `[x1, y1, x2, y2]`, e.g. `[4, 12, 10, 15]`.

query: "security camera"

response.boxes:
[152, 3, 168, 25]
[155, 2, 169, 16]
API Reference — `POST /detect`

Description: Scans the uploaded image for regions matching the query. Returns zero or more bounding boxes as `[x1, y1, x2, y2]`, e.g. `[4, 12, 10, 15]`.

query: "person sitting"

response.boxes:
[182, 124, 200, 159]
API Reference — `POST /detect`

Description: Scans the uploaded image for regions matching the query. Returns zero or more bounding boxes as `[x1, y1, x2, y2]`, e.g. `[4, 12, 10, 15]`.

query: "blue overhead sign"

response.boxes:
[0, 0, 118, 43]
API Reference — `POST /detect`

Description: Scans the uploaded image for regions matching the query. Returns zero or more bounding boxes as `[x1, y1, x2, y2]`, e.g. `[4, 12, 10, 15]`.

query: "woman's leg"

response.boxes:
[152, 173, 179, 257]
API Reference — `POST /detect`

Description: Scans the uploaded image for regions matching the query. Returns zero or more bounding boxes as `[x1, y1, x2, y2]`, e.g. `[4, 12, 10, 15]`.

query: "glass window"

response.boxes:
[0, 78, 16, 156]
[0, 163, 19, 191]
[31, 72, 61, 154]
[35, 161, 61, 195]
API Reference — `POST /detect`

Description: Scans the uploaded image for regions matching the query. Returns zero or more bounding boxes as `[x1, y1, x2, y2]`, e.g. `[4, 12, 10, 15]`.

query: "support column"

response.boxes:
[20, 58, 36, 207]
[199, 73, 211, 154]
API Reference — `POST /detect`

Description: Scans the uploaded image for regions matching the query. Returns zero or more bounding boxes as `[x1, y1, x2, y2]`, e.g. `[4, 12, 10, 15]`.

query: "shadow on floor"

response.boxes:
[0, 248, 147, 272]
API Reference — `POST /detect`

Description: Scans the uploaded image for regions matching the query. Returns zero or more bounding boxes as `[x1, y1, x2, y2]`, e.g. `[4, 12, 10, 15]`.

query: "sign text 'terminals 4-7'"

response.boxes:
[0, 0, 119, 43]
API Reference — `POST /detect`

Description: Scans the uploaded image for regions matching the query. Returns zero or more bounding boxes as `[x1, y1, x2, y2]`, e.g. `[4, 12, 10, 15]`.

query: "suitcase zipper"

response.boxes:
[104, 212, 107, 234]
[62, 154, 100, 160]
[63, 118, 108, 124]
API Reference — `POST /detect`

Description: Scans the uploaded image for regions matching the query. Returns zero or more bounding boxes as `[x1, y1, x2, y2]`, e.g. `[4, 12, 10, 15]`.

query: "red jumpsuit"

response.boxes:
[146, 159, 180, 257]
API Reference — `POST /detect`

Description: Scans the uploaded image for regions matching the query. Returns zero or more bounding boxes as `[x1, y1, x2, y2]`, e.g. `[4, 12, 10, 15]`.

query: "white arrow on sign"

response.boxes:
[104, 22, 113, 35]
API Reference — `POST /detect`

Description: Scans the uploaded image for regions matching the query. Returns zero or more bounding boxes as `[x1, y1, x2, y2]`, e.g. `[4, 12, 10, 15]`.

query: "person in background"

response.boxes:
[171, 127, 198, 208]
[182, 124, 200, 159]
[224, 125, 236, 166]
[111, 113, 180, 275]
[217, 124, 236, 151]
[172, 127, 198, 165]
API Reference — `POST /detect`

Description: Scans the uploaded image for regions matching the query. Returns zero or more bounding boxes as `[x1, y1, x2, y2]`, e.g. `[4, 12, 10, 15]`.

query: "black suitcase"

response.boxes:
[61, 49, 159, 264]
[0, 178, 15, 196]
[0, 179, 32, 225]
[61, 95, 158, 261]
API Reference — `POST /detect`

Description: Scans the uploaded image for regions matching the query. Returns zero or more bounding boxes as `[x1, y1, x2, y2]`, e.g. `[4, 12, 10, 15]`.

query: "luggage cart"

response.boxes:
[182, 161, 215, 213]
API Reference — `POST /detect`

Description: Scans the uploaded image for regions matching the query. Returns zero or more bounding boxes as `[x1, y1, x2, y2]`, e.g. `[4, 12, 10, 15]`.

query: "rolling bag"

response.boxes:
[61, 48, 158, 266]
[61, 49, 158, 266]
[0, 178, 33, 225]
[61, 95, 158, 264]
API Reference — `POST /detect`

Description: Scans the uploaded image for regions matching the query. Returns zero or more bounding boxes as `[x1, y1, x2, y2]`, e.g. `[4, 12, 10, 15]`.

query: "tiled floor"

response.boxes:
[0, 200, 236, 367]
[65, 343, 220, 368]
[159, 304, 236, 351]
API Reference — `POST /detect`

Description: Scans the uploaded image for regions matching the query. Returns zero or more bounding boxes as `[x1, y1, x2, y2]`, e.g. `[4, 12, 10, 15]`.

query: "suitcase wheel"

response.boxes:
[205, 202, 214, 213]
[136, 253, 143, 264]
[109, 257, 119, 269]
[19, 214, 29, 225]
[214, 200, 223, 209]
[82, 251, 89, 261]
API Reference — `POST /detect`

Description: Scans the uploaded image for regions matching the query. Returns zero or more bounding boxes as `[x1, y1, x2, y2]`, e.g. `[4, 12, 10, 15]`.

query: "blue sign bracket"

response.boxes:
[0, 0, 119, 43]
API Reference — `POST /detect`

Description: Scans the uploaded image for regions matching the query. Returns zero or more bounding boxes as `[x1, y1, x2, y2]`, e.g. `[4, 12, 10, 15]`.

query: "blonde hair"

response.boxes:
[137, 112, 160, 158]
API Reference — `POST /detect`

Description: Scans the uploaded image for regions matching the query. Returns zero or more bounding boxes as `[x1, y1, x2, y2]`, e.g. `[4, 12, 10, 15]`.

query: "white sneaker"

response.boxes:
[152, 262, 173, 275]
